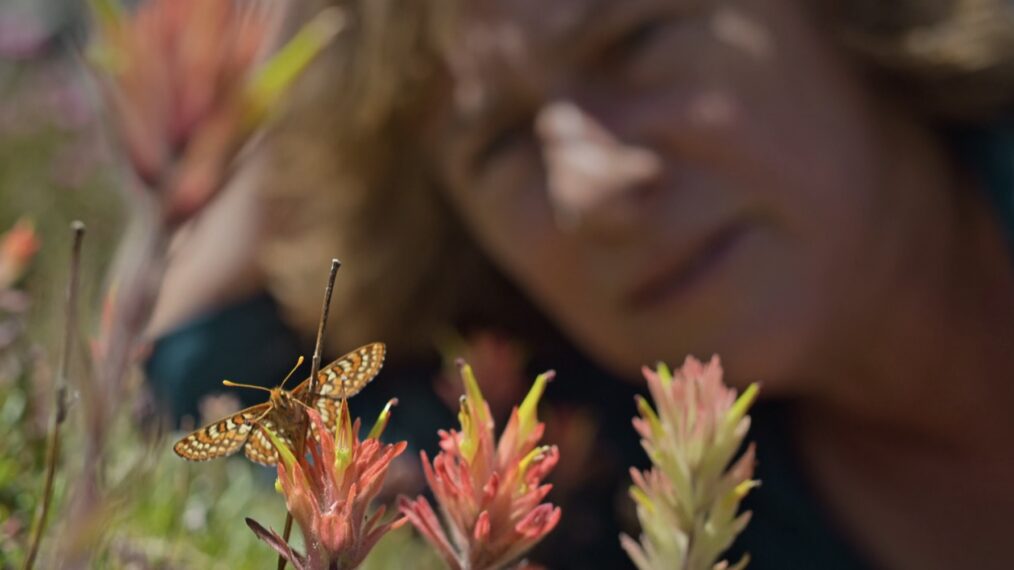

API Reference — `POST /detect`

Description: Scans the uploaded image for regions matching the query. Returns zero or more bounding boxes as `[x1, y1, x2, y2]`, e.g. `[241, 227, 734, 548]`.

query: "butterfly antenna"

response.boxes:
[222, 380, 273, 393]
[279, 355, 305, 390]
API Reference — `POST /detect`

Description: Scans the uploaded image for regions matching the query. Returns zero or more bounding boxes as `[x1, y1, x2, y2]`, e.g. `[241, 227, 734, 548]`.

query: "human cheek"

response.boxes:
[455, 145, 636, 360]
[622, 1, 878, 256]
[448, 142, 576, 298]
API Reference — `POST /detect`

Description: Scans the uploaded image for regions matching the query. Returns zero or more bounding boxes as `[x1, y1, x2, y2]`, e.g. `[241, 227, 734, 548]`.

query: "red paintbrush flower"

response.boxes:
[400, 361, 561, 570]
[247, 399, 407, 570]
[87, 0, 342, 225]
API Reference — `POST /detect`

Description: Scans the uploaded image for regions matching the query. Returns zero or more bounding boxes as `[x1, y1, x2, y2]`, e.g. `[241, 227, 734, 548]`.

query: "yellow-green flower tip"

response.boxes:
[457, 360, 492, 462]
[727, 383, 760, 426]
[274, 477, 283, 494]
[734, 479, 760, 500]
[635, 396, 663, 437]
[88, 0, 124, 28]
[459, 408, 478, 463]
[514, 445, 549, 493]
[367, 398, 398, 441]
[244, 7, 345, 126]
[518, 370, 554, 440]
[86, 0, 127, 72]
[654, 362, 673, 386]
[517, 445, 549, 479]
[336, 398, 354, 453]
[458, 360, 486, 410]
[262, 424, 298, 469]
[629, 486, 654, 514]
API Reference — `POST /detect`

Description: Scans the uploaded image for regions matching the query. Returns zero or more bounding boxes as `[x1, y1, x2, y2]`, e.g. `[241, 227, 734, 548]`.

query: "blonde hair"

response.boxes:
[257, 0, 1014, 356]
[825, 0, 1014, 118]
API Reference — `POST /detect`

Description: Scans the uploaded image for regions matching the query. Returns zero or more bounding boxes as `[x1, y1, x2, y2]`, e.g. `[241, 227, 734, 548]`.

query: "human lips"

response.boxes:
[623, 220, 753, 312]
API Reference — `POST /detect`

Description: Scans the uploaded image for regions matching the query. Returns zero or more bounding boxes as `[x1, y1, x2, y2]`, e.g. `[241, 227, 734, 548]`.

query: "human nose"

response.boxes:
[535, 100, 661, 241]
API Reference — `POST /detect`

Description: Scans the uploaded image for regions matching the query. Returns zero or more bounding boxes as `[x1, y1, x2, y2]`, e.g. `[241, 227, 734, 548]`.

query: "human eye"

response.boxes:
[471, 113, 535, 173]
[603, 16, 675, 63]
[595, 1, 703, 73]
[597, 6, 710, 90]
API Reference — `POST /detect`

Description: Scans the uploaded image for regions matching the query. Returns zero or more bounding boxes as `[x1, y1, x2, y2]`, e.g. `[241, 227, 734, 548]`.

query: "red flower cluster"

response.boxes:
[400, 361, 561, 570]
[88, 0, 342, 225]
[248, 400, 407, 569]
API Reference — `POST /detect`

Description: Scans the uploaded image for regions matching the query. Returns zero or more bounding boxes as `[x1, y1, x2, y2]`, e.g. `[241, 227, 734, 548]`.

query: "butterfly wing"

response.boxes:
[173, 403, 270, 462]
[292, 343, 386, 424]
[244, 411, 296, 466]
[179, 343, 386, 465]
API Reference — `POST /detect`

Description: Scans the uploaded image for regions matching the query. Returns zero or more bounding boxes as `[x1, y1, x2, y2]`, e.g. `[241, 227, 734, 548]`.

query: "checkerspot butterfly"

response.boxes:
[173, 342, 385, 465]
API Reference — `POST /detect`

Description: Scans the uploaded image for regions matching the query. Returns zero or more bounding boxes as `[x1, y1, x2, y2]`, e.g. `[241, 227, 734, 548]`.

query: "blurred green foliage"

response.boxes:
[1, 357, 439, 568]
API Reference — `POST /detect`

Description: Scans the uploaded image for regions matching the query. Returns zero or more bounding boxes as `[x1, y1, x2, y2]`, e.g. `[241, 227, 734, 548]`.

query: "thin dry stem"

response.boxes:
[62, 198, 170, 569]
[309, 259, 342, 399]
[278, 258, 341, 570]
[22, 222, 86, 570]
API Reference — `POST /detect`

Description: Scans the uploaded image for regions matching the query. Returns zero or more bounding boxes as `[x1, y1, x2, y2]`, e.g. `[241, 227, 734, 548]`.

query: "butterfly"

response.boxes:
[173, 342, 385, 466]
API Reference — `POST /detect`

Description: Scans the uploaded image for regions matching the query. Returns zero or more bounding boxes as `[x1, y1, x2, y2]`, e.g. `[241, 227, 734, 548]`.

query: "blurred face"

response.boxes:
[428, 0, 952, 388]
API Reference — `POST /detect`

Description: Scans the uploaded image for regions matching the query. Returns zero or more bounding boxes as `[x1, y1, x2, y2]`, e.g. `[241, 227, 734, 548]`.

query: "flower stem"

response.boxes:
[277, 258, 341, 570]
[61, 195, 170, 569]
[22, 221, 85, 570]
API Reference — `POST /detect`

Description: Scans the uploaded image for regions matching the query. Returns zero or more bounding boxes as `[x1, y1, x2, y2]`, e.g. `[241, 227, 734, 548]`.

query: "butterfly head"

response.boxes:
[222, 356, 306, 408]
[271, 386, 296, 409]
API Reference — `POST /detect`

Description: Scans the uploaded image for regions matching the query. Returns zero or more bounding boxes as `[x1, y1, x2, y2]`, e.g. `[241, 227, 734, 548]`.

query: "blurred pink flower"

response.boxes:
[0, 9, 49, 60]
[621, 357, 759, 570]
[248, 401, 407, 570]
[400, 361, 561, 570]
[0, 218, 40, 289]
[88, 0, 343, 225]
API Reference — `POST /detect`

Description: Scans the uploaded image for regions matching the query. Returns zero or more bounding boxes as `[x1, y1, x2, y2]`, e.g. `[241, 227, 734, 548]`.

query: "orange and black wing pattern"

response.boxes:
[293, 342, 386, 424]
[173, 403, 270, 462]
[174, 343, 385, 465]
[242, 411, 300, 466]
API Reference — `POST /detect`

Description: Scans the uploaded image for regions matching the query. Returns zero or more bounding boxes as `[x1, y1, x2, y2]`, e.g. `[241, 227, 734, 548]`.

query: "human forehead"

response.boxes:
[453, 0, 704, 79]
[445, 0, 655, 124]
[446, 0, 717, 100]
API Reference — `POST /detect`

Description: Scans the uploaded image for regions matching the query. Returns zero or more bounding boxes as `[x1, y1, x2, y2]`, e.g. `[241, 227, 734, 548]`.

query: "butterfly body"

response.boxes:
[173, 342, 385, 465]
[267, 386, 300, 418]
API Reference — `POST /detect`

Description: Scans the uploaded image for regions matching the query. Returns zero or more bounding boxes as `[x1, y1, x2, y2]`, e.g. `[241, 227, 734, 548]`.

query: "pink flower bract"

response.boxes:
[250, 399, 407, 570]
[400, 361, 561, 570]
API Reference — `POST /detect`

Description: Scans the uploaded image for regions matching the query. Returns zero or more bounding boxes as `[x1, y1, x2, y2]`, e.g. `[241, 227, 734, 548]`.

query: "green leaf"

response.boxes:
[244, 7, 345, 125]
[88, 0, 124, 28]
